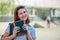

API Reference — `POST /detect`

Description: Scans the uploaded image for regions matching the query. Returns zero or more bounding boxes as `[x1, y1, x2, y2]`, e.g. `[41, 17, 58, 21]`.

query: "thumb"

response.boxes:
[24, 20, 26, 24]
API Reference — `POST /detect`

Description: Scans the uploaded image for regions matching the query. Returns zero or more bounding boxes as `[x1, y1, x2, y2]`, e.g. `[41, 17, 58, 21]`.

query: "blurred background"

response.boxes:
[0, 0, 60, 40]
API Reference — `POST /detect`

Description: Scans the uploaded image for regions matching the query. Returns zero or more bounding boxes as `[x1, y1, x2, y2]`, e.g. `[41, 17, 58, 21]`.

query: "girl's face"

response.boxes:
[18, 8, 28, 21]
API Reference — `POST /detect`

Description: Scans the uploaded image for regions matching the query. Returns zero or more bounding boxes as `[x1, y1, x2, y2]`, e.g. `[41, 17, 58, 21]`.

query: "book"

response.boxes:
[15, 20, 27, 34]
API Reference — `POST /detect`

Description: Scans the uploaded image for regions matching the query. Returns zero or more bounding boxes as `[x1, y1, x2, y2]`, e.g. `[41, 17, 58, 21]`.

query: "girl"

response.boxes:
[2, 6, 36, 40]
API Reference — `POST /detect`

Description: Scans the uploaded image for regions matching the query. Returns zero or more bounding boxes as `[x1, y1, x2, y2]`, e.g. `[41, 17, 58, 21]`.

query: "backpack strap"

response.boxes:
[9, 23, 14, 40]
[9, 23, 14, 35]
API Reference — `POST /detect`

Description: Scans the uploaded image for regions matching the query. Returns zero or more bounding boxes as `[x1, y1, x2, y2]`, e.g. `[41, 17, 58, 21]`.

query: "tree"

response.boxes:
[0, 0, 15, 16]
[0, 2, 11, 15]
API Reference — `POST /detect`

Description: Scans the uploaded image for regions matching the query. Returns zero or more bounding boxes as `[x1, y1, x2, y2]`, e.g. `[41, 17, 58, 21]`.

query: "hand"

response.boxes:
[22, 21, 28, 30]
[22, 24, 28, 30]
[12, 27, 20, 38]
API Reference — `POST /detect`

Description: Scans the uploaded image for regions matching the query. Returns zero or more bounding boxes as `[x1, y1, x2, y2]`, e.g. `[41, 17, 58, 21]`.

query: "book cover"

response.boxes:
[15, 20, 27, 34]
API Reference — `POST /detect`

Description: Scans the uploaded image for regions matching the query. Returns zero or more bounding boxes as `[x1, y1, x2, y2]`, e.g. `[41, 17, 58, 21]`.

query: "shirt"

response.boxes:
[5, 23, 36, 40]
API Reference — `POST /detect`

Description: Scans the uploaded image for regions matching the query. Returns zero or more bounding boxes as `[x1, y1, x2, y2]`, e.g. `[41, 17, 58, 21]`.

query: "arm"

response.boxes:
[2, 27, 20, 40]
[2, 32, 15, 40]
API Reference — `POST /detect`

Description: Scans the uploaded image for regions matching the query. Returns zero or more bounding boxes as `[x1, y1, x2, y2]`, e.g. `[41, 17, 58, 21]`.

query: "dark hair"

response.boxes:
[14, 6, 30, 24]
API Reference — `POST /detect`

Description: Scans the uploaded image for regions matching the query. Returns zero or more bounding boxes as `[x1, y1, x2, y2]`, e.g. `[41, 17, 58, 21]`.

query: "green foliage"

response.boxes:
[0, 2, 11, 15]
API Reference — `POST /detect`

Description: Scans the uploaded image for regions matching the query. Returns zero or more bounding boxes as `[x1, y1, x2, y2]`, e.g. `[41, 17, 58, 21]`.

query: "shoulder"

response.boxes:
[6, 22, 13, 29]
[27, 23, 35, 30]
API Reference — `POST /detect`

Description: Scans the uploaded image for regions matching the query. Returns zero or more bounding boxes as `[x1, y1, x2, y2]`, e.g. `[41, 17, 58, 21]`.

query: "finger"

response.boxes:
[24, 20, 26, 24]
[15, 28, 20, 31]
[23, 27, 24, 29]
[16, 27, 20, 29]
[24, 29, 26, 30]
[17, 30, 20, 32]
[15, 27, 20, 28]
[23, 28, 26, 30]
[22, 26, 25, 29]
[23, 24, 26, 27]
[16, 29, 20, 33]
[22, 26, 26, 28]
[23, 27, 27, 30]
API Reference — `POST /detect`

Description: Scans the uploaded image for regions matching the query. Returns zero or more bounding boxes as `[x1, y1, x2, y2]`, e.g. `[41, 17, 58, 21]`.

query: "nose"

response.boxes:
[22, 13, 25, 16]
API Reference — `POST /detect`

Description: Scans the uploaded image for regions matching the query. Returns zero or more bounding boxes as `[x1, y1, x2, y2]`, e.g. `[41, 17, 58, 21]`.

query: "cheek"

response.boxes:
[25, 13, 28, 17]
[18, 15, 22, 19]
[18, 14, 28, 20]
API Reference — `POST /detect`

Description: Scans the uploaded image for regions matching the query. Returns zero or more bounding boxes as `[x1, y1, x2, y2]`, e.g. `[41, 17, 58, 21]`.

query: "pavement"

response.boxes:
[36, 27, 60, 40]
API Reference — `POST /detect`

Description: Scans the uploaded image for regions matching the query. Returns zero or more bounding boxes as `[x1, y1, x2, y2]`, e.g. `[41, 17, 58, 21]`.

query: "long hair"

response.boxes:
[14, 6, 30, 24]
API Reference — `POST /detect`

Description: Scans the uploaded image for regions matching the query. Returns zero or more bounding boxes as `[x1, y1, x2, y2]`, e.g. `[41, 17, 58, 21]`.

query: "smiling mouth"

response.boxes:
[22, 16, 27, 18]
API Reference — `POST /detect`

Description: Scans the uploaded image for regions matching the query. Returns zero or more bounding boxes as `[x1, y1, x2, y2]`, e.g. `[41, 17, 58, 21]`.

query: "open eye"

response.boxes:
[24, 11, 27, 13]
